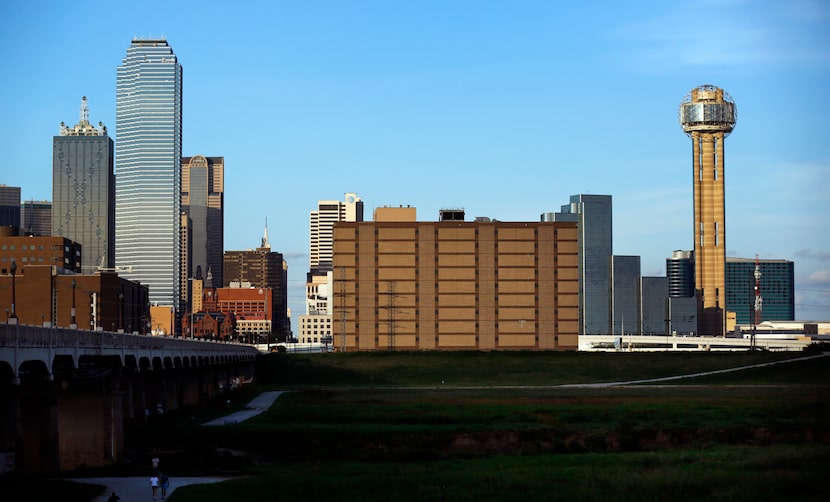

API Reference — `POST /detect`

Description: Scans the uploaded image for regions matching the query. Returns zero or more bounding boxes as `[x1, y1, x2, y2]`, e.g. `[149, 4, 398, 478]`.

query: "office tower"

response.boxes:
[181, 155, 224, 307]
[20, 200, 52, 236]
[666, 250, 698, 335]
[52, 97, 115, 272]
[667, 250, 695, 298]
[0, 185, 21, 234]
[115, 38, 183, 310]
[542, 194, 613, 335]
[641, 276, 668, 335]
[309, 193, 363, 273]
[726, 258, 794, 324]
[302, 193, 363, 344]
[223, 226, 289, 339]
[611, 256, 641, 335]
[679, 85, 737, 335]
[332, 218, 579, 351]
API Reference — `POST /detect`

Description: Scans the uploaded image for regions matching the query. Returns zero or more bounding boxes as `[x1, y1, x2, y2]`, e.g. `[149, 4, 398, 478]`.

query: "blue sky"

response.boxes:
[2, 0, 828, 325]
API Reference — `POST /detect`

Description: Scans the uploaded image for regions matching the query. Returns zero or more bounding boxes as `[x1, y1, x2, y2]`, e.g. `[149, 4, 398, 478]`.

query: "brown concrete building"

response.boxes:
[332, 220, 579, 351]
[1, 236, 82, 274]
[200, 286, 275, 341]
[0, 264, 149, 331]
[224, 240, 288, 338]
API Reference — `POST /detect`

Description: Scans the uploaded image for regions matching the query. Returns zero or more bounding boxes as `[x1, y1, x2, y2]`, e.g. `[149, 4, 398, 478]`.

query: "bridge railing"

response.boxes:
[0, 323, 258, 356]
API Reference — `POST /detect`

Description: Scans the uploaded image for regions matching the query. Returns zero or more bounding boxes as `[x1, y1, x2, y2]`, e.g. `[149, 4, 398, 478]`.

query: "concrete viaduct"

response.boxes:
[0, 323, 258, 474]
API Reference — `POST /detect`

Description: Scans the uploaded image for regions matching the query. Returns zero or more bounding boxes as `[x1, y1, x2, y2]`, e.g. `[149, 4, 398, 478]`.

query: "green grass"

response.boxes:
[11, 350, 827, 501]
[169, 444, 829, 502]
[252, 350, 812, 388]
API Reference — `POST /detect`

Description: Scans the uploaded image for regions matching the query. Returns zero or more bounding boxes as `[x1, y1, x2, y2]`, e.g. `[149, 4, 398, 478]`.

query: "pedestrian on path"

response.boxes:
[150, 474, 160, 500]
[160, 471, 170, 499]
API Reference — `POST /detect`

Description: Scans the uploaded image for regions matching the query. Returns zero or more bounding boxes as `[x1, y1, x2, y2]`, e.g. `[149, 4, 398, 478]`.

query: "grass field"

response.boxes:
[22, 349, 830, 500]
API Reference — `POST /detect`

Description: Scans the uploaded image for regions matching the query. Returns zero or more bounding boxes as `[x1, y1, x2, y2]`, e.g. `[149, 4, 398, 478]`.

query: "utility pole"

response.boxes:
[751, 255, 762, 351]
[339, 267, 347, 352]
[378, 281, 399, 351]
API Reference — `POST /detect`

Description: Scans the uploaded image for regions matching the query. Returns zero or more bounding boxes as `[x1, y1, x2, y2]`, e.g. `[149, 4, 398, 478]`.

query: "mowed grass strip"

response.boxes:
[253, 350, 814, 388]
[169, 444, 829, 502]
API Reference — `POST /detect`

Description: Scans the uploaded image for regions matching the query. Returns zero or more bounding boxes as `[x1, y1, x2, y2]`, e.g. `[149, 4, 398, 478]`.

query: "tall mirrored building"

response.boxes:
[542, 194, 612, 335]
[53, 97, 115, 272]
[115, 39, 183, 309]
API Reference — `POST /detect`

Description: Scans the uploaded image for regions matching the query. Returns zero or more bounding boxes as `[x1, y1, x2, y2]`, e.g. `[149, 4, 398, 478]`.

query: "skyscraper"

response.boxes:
[223, 225, 289, 339]
[726, 258, 794, 324]
[53, 97, 115, 272]
[679, 85, 736, 336]
[20, 200, 51, 237]
[0, 185, 21, 234]
[181, 155, 224, 305]
[115, 38, 183, 310]
[543, 194, 613, 335]
[309, 193, 363, 274]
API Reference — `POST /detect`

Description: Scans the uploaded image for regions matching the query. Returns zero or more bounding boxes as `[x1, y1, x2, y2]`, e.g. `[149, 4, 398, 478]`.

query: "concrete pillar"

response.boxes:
[0, 382, 21, 473]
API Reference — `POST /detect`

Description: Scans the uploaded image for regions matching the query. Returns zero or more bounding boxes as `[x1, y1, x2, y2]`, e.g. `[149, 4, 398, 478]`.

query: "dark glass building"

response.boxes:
[726, 258, 795, 324]
[53, 97, 115, 272]
[667, 250, 695, 298]
[0, 185, 21, 234]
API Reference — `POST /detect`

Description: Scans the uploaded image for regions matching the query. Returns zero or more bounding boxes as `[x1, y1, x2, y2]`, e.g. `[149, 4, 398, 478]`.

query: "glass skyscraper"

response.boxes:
[542, 194, 613, 335]
[726, 258, 795, 324]
[116, 39, 182, 309]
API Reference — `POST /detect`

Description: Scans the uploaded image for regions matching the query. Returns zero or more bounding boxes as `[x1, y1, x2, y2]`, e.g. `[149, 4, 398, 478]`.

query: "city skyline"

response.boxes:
[1, 1, 827, 324]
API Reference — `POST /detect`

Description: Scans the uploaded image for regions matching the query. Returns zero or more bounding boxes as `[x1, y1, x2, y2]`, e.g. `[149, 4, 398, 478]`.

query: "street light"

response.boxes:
[70, 279, 77, 328]
[118, 289, 124, 333]
[9, 260, 17, 324]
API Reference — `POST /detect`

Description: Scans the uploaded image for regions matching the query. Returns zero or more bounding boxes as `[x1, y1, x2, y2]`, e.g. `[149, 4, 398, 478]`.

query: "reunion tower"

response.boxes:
[679, 85, 737, 336]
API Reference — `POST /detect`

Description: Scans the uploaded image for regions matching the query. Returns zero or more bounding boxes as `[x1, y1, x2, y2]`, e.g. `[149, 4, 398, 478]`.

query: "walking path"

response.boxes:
[202, 391, 284, 426]
[75, 476, 231, 502]
[69, 391, 287, 501]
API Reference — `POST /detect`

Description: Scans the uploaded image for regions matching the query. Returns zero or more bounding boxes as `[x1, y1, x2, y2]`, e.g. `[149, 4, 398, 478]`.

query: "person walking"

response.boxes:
[159, 471, 170, 499]
[150, 474, 160, 500]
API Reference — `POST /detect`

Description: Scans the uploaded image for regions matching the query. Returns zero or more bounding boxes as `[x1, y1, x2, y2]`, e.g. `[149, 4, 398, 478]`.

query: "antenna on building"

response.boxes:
[261, 218, 270, 249]
[80, 96, 89, 124]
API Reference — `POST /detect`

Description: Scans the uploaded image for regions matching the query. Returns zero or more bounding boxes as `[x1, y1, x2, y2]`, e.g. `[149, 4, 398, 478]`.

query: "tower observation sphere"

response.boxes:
[679, 84, 737, 136]
[678, 85, 736, 337]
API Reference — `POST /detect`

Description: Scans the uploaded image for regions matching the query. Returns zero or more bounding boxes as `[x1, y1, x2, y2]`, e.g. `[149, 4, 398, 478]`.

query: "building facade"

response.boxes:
[0, 236, 82, 275]
[542, 194, 613, 335]
[20, 200, 51, 237]
[332, 220, 579, 351]
[223, 232, 288, 339]
[679, 85, 737, 336]
[52, 97, 115, 273]
[181, 155, 224, 306]
[0, 185, 21, 234]
[667, 250, 695, 298]
[641, 276, 668, 335]
[0, 260, 148, 331]
[611, 255, 641, 335]
[726, 257, 795, 324]
[115, 38, 183, 310]
[309, 193, 363, 273]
